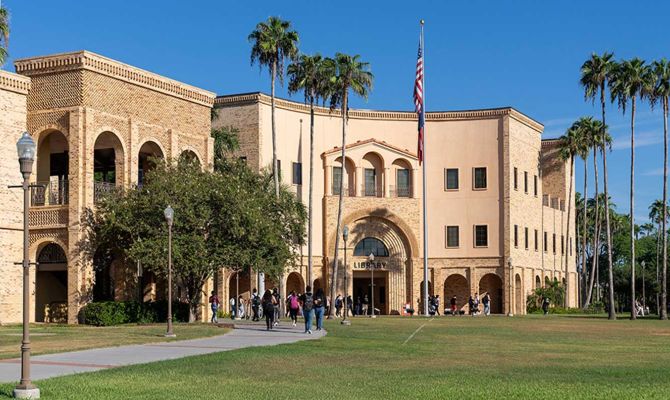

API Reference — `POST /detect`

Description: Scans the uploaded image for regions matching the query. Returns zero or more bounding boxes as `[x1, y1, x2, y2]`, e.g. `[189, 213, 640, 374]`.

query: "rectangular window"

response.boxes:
[534, 175, 538, 196]
[544, 231, 548, 252]
[570, 238, 573, 256]
[446, 226, 459, 248]
[513, 167, 518, 190]
[524, 171, 528, 193]
[474, 225, 488, 247]
[332, 166, 342, 195]
[534, 229, 538, 251]
[474, 167, 487, 189]
[553, 233, 556, 254]
[396, 169, 410, 197]
[561, 235, 565, 255]
[514, 225, 518, 248]
[445, 168, 459, 190]
[365, 168, 376, 196]
[292, 162, 302, 185]
[524, 227, 529, 250]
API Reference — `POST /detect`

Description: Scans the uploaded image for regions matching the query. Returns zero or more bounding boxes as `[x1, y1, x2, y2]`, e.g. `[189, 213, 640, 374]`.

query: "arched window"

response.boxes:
[354, 237, 389, 257]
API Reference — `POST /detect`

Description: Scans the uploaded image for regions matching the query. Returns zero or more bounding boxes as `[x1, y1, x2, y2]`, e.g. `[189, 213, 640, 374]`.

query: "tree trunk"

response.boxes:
[308, 101, 315, 288]
[564, 156, 574, 308]
[601, 84, 617, 320]
[630, 96, 636, 320]
[662, 97, 668, 320]
[271, 61, 280, 198]
[585, 145, 601, 309]
[329, 94, 348, 318]
[581, 157, 588, 307]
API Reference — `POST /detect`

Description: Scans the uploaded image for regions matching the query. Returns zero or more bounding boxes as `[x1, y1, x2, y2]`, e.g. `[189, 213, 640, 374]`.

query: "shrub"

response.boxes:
[82, 302, 129, 326]
[82, 300, 190, 326]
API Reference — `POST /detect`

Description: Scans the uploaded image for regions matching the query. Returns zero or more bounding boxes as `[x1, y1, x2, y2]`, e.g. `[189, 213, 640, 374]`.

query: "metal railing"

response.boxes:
[389, 185, 411, 198]
[94, 181, 116, 204]
[362, 184, 381, 197]
[332, 184, 355, 197]
[30, 180, 69, 206]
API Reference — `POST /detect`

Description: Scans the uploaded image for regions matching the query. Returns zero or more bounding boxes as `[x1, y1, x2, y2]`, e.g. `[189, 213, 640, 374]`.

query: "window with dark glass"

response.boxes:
[445, 168, 459, 190]
[474, 225, 488, 247]
[561, 235, 565, 255]
[292, 162, 302, 185]
[534, 175, 538, 196]
[354, 237, 389, 257]
[524, 227, 529, 249]
[514, 225, 518, 248]
[514, 167, 518, 190]
[544, 231, 548, 252]
[534, 229, 538, 251]
[332, 166, 342, 195]
[446, 226, 459, 248]
[365, 168, 376, 196]
[474, 167, 487, 189]
[524, 171, 528, 193]
[397, 169, 410, 197]
[553, 233, 556, 254]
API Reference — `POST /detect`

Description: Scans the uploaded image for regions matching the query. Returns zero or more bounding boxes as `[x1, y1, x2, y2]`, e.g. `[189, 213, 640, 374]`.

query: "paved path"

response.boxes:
[0, 323, 325, 383]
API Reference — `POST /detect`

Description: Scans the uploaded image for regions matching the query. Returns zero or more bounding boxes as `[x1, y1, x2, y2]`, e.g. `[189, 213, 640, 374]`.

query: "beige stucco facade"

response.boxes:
[214, 93, 577, 315]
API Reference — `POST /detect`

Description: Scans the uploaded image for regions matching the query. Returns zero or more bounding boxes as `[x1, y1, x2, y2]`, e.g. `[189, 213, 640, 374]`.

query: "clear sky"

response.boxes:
[3, 0, 669, 223]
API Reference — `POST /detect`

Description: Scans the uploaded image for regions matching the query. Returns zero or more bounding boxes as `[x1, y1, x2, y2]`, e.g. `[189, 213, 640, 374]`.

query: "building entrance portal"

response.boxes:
[352, 271, 387, 315]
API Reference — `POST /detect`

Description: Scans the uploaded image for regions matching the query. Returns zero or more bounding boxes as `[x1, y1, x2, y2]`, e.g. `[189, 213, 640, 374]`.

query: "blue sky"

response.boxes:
[3, 0, 669, 223]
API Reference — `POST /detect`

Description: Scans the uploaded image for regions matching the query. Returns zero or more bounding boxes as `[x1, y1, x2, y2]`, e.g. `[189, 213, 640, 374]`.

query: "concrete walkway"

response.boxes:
[0, 323, 325, 383]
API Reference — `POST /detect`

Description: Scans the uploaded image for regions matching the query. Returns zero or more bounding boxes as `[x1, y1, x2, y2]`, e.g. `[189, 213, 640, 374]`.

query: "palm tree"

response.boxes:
[559, 119, 589, 307]
[581, 52, 618, 319]
[653, 59, 670, 320]
[327, 53, 373, 318]
[249, 17, 299, 198]
[0, 4, 9, 65]
[609, 58, 655, 319]
[287, 54, 332, 288]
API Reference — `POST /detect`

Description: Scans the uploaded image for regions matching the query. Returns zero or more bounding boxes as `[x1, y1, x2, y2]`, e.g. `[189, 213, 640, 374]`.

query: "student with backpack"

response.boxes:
[251, 288, 260, 322]
[482, 292, 491, 316]
[313, 288, 326, 331]
[335, 294, 343, 317]
[300, 286, 314, 334]
[272, 288, 281, 327]
[261, 289, 276, 330]
[288, 290, 300, 327]
[209, 291, 220, 324]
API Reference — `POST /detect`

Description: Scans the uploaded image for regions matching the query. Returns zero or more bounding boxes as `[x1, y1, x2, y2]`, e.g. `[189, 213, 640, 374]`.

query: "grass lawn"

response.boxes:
[1, 315, 669, 399]
[0, 323, 225, 360]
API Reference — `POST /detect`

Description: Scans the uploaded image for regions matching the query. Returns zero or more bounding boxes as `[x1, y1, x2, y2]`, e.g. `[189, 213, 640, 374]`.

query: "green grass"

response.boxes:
[0, 323, 226, 360]
[2, 315, 669, 399]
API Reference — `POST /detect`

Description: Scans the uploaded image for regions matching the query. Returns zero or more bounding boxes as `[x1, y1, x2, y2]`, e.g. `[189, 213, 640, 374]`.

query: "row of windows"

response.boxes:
[513, 167, 538, 196]
[444, 167, 487, 191]
[445, 225, 489, 248]
[512, 224, 572, 255]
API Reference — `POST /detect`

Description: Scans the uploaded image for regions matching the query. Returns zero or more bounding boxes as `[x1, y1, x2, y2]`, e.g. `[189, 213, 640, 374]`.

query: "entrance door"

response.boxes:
[352, 271, 388, 315]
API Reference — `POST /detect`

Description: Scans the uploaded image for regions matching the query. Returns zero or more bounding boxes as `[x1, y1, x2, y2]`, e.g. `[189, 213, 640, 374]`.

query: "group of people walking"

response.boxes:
[446, 292, 491, 316]
[333, 294, 377, 317]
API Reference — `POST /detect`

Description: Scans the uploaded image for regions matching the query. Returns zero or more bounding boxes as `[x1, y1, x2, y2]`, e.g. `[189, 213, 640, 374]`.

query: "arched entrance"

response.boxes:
[228, 270, 251, 301]
[333, 156, 356, 196]
[418, 280, 433, 314]
[34, 130, 69, 206]
[515, 273, 523, 315]
[312, 278, 323, 293]
[35, 243, 68, 322]
[94, 131, 125, 203]
[138, 140, 164, 186]
[286, 272, 304, 294]
[179, 149, 201, 167]
[535, 275, 542, 290]
[479, 273, 503, 314]
[444, 274, 469, 313]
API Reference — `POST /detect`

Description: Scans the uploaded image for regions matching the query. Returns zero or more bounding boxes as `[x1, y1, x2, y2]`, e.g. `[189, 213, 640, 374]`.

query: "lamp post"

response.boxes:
[13, 132, 39, 399]
[369, 253, 376, 318]
[164, 205, 176, 338]
[342, 226, 350, 325]
[507, 257, 514, 317]
[641, 260, 646, 311]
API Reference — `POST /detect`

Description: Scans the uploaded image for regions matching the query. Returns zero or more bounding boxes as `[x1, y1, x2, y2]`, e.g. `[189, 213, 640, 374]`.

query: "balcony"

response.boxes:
[389, 185, 411, 198]
[31, 180, 69, 207]
[94, 181, 116, 204]
[362, 184, 382, 198]
[332, 185, 355, 197]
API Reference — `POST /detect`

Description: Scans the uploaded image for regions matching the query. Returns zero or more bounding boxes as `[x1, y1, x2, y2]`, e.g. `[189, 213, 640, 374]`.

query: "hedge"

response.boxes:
[81, 301, 190, 326]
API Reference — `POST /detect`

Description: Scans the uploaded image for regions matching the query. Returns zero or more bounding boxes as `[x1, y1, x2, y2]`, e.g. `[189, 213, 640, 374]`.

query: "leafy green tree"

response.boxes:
[327, 53, 373, 317]
[288, 53, 333, 286]
[581, 52, 618, 319]
[0, 5, 8, 65]
[609, 58, 655, 319]
[652, 59, 670, 320]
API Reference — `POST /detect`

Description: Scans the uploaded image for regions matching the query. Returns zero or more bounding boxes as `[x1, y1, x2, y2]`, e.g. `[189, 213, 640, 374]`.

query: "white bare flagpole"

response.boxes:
[420, 20, 429, 316]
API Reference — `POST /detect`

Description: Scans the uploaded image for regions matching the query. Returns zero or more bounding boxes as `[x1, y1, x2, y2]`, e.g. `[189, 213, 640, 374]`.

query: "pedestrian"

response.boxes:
[229, 296, 236, 320]
[251, 288, 260, 322]
[209, 291, 219, 324]
[474, 293, 480, 316]
[483, 292, 491, 316]
[300, 286, 314, 334]
[288, 290, 300, 327]
[355, 296, 362, 316]
[313, 288, 326, 331]
[362, 294, 369, 316]
[261, 289, 276, 330]
[450, 295, 458, 316]
[272, 288, 281, 327]
[335, 294, 343, 317]
[468, 294, 475, 316]
[542, 295, 550, 315]
[434, 295, 441, 316]
[428, 295, 436, 316]
[347, 295, 353, 317]
[238, 295, 245, 319]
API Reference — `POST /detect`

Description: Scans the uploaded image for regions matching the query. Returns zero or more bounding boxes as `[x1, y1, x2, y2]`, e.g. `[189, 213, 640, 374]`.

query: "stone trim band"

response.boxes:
[0, 70, 31, 95]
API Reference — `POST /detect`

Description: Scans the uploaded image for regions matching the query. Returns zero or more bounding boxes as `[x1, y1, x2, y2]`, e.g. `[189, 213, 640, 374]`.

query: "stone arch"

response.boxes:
[444, 274, 469, 312]
[515, 273, 523, 315]
[361, 151, 384, 196]
[228, 270, 251, 302]
[479, 273, 503, 314]
[34, 129, 69, 206]
[312, 278, 323, 293]
[35, 242, 68, 323]
[391, 157, 412, 198]
[333, 155, 356, 196]
[285, 272, 304, 295]
[94, 130, 126, 202]
[535, 275, 542, 290]
[179, 147, 202, 166]
[138, 139, 165, 185]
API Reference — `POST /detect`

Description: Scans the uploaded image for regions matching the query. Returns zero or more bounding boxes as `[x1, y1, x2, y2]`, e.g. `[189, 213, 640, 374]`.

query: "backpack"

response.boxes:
[252, 294, 260, 306]
[303, 293, 314, 312]
[290, 295, 300, 310]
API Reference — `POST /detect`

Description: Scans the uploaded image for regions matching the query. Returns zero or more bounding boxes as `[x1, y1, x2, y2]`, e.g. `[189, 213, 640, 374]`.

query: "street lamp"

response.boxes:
[508, 257, 514, 317]
[341, 226, 350, 325]
[164, 205, 176, 338]
[13, 132, 39, 400]
[369, 253, 376, 318]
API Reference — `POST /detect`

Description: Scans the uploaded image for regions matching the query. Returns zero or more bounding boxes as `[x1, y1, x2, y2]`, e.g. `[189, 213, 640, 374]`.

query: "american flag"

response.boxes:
[414, 36, 424, 164]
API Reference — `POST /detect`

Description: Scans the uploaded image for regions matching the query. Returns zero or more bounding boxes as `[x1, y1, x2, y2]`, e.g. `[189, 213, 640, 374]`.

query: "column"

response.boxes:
[324, 163, 331, 195]
[383, 167, 390, 197]
[355, 166, 363, 196]
[412, 168, 418, 198]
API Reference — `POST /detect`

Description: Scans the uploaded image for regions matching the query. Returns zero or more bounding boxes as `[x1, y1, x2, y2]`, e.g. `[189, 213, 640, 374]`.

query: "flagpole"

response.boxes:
[420, 19, 429, 316]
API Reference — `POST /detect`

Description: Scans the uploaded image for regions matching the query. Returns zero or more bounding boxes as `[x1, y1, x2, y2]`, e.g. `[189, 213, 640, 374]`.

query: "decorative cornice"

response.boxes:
[15, 51, 215, 107]
[215, 92, 544, 132]
[0, 70, 31, 95]
[322, 138, 418, 159]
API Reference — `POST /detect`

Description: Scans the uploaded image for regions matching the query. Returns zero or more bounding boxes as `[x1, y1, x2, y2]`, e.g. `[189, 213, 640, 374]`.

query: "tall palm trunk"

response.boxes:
[656, 224, 661, 314]
[271, 61, 280, 198]
[307, 98, 315, 288]
[564, 156, 575, 307]
[581, 159, 588, 307]
[601, 84, 617, 319]
[329, 94, 348, 318]
[662, 97, 668, 320]
[584, 146, 600, 308]
[630, 96, 637, 320]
